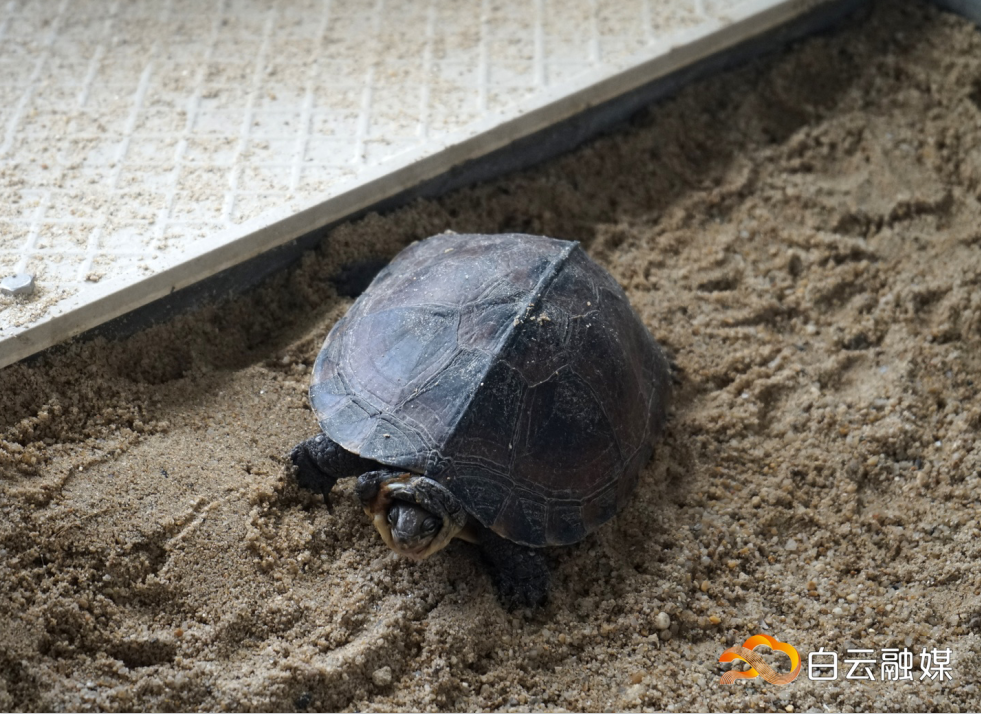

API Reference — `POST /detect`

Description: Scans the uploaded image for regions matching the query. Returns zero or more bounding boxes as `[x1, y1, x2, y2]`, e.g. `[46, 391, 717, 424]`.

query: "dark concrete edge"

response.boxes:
[18, 0, 875, 365]
[930, 0, 981, 24]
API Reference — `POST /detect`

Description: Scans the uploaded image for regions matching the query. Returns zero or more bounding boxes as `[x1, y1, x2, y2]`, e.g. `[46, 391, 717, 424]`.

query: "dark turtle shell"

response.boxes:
[310, 233, 671, 547]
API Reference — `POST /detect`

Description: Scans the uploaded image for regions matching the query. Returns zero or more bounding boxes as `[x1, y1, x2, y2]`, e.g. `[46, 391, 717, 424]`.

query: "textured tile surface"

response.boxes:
[0, 0, 826, 367]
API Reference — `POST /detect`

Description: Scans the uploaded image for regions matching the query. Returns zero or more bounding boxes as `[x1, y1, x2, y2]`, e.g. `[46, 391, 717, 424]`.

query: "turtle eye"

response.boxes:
[422, 517, 440, 535]
[387, 506, 399, 526]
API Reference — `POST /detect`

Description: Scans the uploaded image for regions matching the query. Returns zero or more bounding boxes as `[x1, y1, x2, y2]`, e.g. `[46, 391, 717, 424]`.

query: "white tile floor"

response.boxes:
[0, 0, 843, 368]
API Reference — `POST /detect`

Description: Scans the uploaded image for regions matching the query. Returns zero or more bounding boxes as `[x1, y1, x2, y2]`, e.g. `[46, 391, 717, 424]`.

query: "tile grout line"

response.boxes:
[139, 0, 174, 257]
[477, 0, 489, 114]
[290, 0, 333, 192]
[74, 0, 122, 118]
[9, 0, 69, 279]
[12, 193, 52, 276]
[641, 0, 655, 45]
[0, 1, 15, 44]
[224, 6, 277, 224]
[534, 0, 546, 89]
[2, 2, 24, 275]
[0, 0, 70, 158]
[76, 46, 106, 109]
[417, 0, 436, 142]
[85, 2, 160, 282]
[107, 43, 156, 190]
[352, 0, 384, 167]
[154, 0, 225, 246]
[74, 0, 120, 290]
[589, 0, 601, 65]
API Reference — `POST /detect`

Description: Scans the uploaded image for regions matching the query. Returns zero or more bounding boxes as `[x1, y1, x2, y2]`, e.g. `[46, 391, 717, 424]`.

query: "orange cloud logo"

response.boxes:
[719, 634, 801, 685]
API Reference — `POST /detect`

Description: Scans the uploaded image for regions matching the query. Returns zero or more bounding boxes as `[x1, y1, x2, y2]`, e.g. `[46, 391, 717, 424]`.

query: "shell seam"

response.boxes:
[438, 237, 580, 495]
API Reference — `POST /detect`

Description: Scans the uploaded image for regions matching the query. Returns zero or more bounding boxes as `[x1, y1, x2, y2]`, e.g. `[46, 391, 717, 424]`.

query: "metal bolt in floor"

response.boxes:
[0, 274, 36, 297]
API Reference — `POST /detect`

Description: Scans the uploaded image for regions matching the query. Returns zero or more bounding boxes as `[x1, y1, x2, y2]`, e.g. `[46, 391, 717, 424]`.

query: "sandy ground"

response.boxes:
[3, 1, 981, 710]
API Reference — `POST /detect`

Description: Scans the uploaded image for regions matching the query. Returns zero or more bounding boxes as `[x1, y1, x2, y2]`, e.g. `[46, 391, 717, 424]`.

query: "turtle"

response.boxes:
[290, 232, 672, 608]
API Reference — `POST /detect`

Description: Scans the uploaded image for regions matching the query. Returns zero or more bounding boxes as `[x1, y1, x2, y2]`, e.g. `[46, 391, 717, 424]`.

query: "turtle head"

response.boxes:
[356, 471, 469, 560]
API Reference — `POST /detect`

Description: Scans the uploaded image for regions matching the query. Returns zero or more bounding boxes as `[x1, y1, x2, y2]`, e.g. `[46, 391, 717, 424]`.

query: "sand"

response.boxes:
[2, 1, 981, 710]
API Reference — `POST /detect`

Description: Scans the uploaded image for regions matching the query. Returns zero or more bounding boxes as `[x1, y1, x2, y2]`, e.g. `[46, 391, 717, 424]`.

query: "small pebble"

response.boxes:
[654, 612, 671, 630]
[785, 539, 798, 552]
[372, 666, 392, 687]
[0, 273, 35, 296]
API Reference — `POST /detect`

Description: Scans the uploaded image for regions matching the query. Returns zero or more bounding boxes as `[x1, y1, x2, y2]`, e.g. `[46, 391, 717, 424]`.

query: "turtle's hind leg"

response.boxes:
[290, 435, 379, 509]
[477, 529, 549, 609]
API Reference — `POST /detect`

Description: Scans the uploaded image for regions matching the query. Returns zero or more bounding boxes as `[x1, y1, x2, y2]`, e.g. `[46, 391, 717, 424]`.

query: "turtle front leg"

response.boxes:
[290, 434, 379, 509]
[477, 529, 550, 609]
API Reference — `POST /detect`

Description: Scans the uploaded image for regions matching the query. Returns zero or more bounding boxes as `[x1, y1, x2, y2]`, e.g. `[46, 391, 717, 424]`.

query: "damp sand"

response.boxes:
[2, 1, 981, 710]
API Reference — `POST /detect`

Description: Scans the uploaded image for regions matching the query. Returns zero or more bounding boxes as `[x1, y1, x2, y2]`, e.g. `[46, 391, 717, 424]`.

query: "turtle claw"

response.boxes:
[289, 437, 341, 507]
[289, 435, 383, 510]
